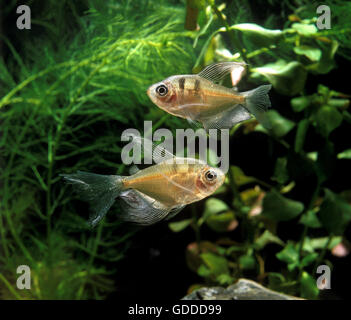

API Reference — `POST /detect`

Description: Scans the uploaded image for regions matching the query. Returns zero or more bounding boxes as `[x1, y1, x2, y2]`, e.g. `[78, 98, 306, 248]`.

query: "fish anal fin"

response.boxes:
[201, 104, 252, 130]
[119, 189, 171, 225]
[164, 205, 186, 221]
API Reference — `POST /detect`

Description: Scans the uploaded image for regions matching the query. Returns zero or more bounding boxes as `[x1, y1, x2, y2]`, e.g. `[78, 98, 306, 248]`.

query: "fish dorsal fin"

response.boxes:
[128, 133, 175, 163]
[197, 61, 247, 83]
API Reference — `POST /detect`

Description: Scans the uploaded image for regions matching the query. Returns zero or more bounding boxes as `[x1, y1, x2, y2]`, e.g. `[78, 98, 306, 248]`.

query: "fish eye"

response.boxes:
[205, 170, 217, 181]
[156, 84, 168, 96]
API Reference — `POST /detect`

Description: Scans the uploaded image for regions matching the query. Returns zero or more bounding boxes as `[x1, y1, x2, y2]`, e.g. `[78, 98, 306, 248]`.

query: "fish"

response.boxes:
[147, 61, 272, 130]
[60, 136, 225, 227]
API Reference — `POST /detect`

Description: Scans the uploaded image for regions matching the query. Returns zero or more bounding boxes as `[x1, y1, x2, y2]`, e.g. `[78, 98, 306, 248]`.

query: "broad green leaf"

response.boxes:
[291, 23, 318, 36]
[294, 119, 309, 153]
[252, 60, 307, 96]
[261, 110, 295, 137]
[197, 264, 212, 278]
[303, 236, 342, 253]
[300, 271, 319, 299]
[255, 230, 284, 250]
[231, 166, 256, 186]
[206, 211, 238, 233]
[299, 210, 322, 228]
[216, 273, 234, 286]
[337, 149, 351, 159]
[239, 254, 256, 270]
[231, 23, 283, 47]
[262, 190, 304, 221]
[300, 252, 318, 268]
[200, 252, 229, 276]
[291, 96, 312, 112]
[315, 105, 343, 137]
[328, 99, 350, 109]
[203, 198, 229, 220]
[307, 40, 339, 74]
[168, 219, 192, 232]
[276, 242, 299, 265]
[294, 46, 322, 61]
[318, 189, 351, 235]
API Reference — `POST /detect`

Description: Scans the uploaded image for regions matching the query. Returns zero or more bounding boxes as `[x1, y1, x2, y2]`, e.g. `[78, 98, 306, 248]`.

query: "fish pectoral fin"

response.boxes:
[164, 205, 186, 221]
[197, 61, 246, 83]
[118, 189, 171, 225]
[201, 104, 252, 130]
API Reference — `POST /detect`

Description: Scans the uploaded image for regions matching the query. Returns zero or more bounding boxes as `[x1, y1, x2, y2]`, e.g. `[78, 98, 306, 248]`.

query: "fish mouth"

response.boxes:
[147, 84, 157, 103]
[215, 168, 225, 186]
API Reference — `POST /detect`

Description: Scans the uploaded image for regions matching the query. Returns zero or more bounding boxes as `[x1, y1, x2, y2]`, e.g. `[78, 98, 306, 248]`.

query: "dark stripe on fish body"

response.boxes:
[194, 79, 200, 96]
[179, 77, 185, 91]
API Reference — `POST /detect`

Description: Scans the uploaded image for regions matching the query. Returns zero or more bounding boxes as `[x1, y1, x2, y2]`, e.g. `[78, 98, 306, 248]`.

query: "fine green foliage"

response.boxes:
[0, 0, 195, 299]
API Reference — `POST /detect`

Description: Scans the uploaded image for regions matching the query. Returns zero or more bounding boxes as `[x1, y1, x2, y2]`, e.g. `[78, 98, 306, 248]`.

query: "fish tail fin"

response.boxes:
[60, 171, 124, 227]
[242, 84, 272, 129]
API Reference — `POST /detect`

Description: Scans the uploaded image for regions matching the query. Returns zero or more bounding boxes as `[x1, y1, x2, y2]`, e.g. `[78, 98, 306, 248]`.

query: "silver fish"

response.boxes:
[147, 61, 272, 129]
[61, 137, 225, 227]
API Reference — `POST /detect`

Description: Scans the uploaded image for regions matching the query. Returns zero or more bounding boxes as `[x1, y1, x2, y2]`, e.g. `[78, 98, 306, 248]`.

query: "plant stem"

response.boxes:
[313, 233, 333, 272]
[0, 273, 23, 300]
[211, 5, 247, 62]
[297, 181, 321, 280]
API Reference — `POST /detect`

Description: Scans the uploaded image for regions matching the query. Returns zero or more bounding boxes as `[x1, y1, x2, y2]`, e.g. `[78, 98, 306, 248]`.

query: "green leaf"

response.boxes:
[206, 211, 238, 233]
[168, 219, 192, 232]
[197, 264, 212, 278]
[299, 210, 322, 228]
[315, 105, 343, 137]
[200, 252, 229, 276]
[255, 230, 284, 250]
[300, 271, 319, 299]
[216, 273, 234, 286]
[231, 166, 256, 186]
[294, 119, 309, 153]
[276, 242, 299, 265]
[337, 149, 351, 159]
[294, 46, 322, 61]
[300, 252, 318, 268]
[303, 236, 342, 253]
[231, 23, 283, 47]
[291, 96, 312, 112]
[239, 254, 256, 270]
[262, 190, 304, 221]
[307, 40, 339, 74]
[251, 60, 307, 96]
[318, 189, 351, 235]
[272, 157, 289, 184]
[262, 110, 295, 137]
[291, 23, 318, 36]
[203, 198, 229, 220]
